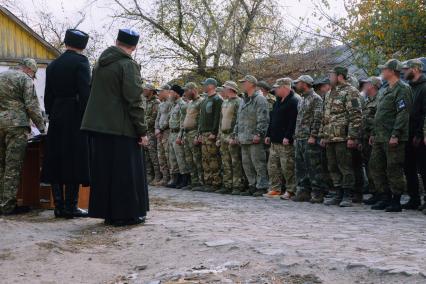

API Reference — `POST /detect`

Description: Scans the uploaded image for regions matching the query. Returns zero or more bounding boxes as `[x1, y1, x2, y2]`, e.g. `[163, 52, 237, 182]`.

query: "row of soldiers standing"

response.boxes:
[143, 58, 425, 213]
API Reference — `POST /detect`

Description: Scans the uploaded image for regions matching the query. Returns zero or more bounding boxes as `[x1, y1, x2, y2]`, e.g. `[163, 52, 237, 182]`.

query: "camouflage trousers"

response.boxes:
[220, 135, 245, 190]
[201, 133, 222, 187]
[168, 131, 189, 175]
[157, 129, 170, 181]
[362, 140, 375, 193]
[326, 142, 355, 191]
[0, 127, 29, 213]
[184, 130, 203, 185]
[268, 143, 295, 193]
[320, 146, 333, 189]
[352, 148, 365, 195]
[370, 142, 406, 195]
[295, 139, 326, 195]
[241, 143, 269, 190]
[144, 132, 161, 182]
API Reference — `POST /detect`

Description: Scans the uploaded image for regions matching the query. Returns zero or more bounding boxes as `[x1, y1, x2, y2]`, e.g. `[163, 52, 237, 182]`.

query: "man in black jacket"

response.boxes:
[264, 78, 299, 199]
[42, 29, 90, 219]
[402, 59, 426, 210]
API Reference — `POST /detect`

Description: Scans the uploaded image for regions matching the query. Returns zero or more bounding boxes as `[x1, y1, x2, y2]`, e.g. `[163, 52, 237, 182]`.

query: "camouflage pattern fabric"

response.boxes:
[294, 89, 323, 140]
[157, 129, 170, 181]
[220, 133, 245, 190]
[169, 131, 189, 175]
[268, 143, 295, 193]
[201, 133, 222, 187]
[144, 96, 161, 182]
[241, 144, 269, 190]
[0, 127, 29, 213]
[326, 142, 355, 191]
[184, 130, 203, 185]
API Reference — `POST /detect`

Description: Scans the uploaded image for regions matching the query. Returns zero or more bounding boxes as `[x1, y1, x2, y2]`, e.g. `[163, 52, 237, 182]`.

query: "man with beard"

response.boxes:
[42, 29, 90, 218]
[401, 59, 426, 211]
[81, 29, 149, 226]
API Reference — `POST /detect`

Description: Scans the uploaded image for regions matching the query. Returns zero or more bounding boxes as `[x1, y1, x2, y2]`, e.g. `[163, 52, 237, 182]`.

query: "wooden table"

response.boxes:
[16, 136, 90, 210]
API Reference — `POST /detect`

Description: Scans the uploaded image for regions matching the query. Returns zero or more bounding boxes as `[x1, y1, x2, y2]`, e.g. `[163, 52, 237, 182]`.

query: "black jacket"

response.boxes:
[267, 91, 299, 143]
[409, 74, 426, 139]
[42, 50, 91, 184]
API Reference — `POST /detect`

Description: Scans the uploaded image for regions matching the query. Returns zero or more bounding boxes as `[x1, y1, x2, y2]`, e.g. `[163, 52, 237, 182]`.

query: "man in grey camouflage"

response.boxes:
[320, 66, 362, 207]
[0, 59, 45, 214]
[143, 83, 162, 185]
[167, 85, 190, 188]
[155, 84, 173, 186]
[232, 75, 269, 196]
[216, 81, 245, 194]
[292, 75, 327, 203]
[181, 82, 204, 190]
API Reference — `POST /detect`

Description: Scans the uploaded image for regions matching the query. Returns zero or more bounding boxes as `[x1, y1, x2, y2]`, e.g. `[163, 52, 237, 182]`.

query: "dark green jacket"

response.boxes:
[81, 46, 146, 138]
[373, 80, 413, 142]
[198, 93, 223, 135]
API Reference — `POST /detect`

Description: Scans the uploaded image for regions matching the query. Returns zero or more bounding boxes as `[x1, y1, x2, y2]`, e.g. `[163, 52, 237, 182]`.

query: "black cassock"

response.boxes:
[41, 50, 90, 185]
[88, 132, 149, 220]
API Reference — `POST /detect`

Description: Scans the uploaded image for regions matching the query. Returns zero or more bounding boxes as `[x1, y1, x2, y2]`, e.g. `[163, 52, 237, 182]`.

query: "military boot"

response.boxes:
[216, 187, 232, 194]
[324, 188, 343, 206]
[252, 188, 267, 197]
[292, 190, 311, 202]
[352, 192, 363, 204]
[51, 184, 65, 218]
[63, 184, 88, 219]
[240, 187, 254, 196]
[385, 194, 402, 212]
[231, 188, 243, 195]
[176, 174, 190, 189]
[371, 193, 391, 210]
[339, 188, 353, 207]
[363, 193, 379, 205]
[401, 196, 421, 210]
[166, 174, 180, 188]
[310, 191, 324, 204]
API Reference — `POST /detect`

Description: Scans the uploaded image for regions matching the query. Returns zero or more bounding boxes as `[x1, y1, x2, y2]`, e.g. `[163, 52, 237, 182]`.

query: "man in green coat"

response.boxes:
[81, 29, 149, 226]
[369, 59, 413, 212]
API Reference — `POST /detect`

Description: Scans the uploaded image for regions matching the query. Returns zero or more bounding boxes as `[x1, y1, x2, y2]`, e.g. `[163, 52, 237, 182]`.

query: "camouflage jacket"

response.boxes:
[265, 93, 276, 113]
[295, 89, 323, 140]
[373, 80, 413, 143]
[168, 98, 186, 135]
[144, 95, 160, 133]
[155, 100, 173, 131]
[319, 82, 362, 142]
[234, 91, 269, 144]
[181, 96, 203, 136]
[361, 94, 378, 140]
[218, 96, 242, 139]
[0, 69, 44, 130]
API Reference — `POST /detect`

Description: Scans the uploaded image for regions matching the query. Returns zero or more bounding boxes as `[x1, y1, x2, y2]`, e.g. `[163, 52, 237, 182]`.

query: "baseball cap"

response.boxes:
[183, 82, 198, 90]
[361, 76, 382, 89]
[222, 81, 239, 93]
[143, 83, 156, 90]
[378, 59, 403, 72]
[20, 58, 38, 74]
[328, 66, 348, 77]
[238, 75, 258, 85]
[202, 78, 218, 87]
[402, 59, 424, 70]
[272, 77, 292, 88]
[293, 75, 314, 85]
[257, 80, 271, 91]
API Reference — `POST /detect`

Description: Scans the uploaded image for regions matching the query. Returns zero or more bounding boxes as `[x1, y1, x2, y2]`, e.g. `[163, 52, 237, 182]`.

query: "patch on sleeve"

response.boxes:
[351, 98, 360, 108]
[397, 99, 406, 111]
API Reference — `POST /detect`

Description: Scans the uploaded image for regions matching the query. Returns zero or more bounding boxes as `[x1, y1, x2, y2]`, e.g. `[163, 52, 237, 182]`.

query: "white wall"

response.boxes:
[0, 65, 46, 111]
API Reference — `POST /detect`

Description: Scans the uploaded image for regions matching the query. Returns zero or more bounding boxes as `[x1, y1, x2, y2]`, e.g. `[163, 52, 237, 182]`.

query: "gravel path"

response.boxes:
[1, 187, 426, 284]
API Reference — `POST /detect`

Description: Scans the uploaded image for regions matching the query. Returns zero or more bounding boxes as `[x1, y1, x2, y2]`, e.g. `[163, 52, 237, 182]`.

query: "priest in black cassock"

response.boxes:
[42, 29, 91, 219]
[81, 29, 149, 226]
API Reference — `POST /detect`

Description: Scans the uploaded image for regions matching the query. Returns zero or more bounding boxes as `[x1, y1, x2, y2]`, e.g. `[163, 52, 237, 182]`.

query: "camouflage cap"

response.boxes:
[361, 76, 382, 89]
[402, 59, 424, 70]
[378, 59, 403, 72]
[143, 83, 156, 90]
[238, 75, 258, 85]
[257, 80, 271, 91]
[183, 82, 198, 90]
[202, 78, 218, 87]
[222, 80, 239, 93]
[293, 75, 314, 86]
[313, 78, 330, 86]
[217, 86, 224, 93]
[20, 58, 38, 74]
[272, 77, 292, 88]
[158, 84, 171, 91]
[328, 66, 348, 77]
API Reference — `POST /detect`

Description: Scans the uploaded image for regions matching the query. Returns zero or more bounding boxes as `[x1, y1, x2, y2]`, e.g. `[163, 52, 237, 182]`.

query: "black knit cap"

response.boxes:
[117, 29, 140, 46]
[171, 84, 184, 96]
[64, 29, 89, 49]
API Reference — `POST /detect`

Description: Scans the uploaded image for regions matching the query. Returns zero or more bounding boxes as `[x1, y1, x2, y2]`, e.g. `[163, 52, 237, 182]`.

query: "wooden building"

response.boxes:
[0, 5, 60, 110]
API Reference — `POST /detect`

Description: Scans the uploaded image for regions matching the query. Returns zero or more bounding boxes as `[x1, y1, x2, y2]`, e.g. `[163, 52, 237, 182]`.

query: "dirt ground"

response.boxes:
[1, 187, 426, 284]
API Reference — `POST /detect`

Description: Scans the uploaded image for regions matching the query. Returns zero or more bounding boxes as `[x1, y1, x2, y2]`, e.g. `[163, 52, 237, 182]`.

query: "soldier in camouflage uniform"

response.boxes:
[167, 85, 190, 188]
[370, 59, 413, 212]
[0, 59, 45, 214]
[291, 75, 327, 203]
[359, 77, 381, 205]
[320, 66, 362, 207]
[216, 81, 245, 194]
[258, 81, 276, 113]
[232, 75, 269, 196]
[181, 82, 203, 190]
[195, 78, 223, 192]
[143, 83, 162, 185]
[155, 84, 172, 186]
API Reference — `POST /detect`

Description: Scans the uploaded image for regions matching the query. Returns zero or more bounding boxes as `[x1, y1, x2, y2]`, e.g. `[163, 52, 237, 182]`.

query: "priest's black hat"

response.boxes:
[171, 84, 184, 96]
[117, 29, 140, 46]
[64, 29, 89, 49]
